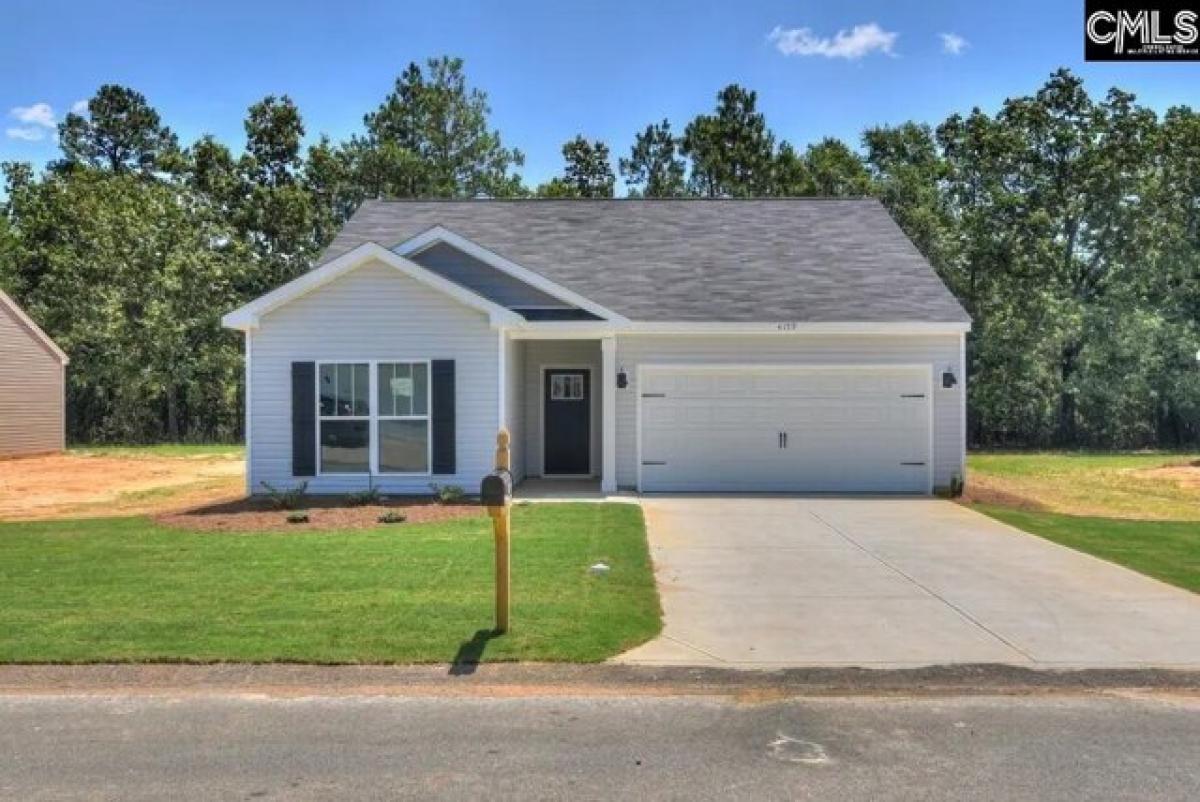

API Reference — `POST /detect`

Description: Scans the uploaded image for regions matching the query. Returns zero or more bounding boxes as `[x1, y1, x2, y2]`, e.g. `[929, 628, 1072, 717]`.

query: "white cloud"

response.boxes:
[6, 126, 46, 141]
[939, 32, 969, 55]
[10, 102, 56, 128]
[768, 22, 898, 60]
[70, 99, 88, 114]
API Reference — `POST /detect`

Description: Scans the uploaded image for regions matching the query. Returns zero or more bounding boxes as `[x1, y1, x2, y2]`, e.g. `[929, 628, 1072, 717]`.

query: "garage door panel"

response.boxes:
[639, 367, 930, 493]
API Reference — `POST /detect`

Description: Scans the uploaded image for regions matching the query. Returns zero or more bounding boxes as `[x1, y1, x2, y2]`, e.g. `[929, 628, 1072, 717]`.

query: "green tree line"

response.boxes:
[1, 58, 1197, 447]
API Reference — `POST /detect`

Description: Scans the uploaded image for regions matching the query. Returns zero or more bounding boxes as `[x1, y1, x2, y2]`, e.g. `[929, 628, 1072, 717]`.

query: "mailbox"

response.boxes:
[480, 469, 512, 508]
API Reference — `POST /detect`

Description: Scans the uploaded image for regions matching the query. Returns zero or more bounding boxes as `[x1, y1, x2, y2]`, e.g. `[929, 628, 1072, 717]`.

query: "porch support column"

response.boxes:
[600, 335, 617, 493]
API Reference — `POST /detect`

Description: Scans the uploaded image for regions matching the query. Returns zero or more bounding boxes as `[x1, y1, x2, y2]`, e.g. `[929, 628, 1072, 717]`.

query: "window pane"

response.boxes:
[412, 363, 428, 415]
[336, 364, 352, 415]
[379, 362, 421, 417]
[377, 363, 394, 416]
[379, 420, 429, 473]
[321, 363, 369, 416]
[320, 420, 369, 472]
[352, 363, 369, 415]
[319, 364, 336, 416]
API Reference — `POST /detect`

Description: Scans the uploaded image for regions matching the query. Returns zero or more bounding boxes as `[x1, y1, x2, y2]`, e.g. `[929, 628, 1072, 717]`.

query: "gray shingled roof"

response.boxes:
[320, 199, 970, 324]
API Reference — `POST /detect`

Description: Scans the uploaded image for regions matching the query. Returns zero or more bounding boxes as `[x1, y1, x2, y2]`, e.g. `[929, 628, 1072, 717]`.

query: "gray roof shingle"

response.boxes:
[320, 198, 970, 324]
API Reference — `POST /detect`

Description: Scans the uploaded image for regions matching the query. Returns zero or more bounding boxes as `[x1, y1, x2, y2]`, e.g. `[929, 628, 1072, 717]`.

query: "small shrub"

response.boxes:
[429, 483, 466, 504]
[377, 510, 407, 524]
[285, 510, 310, 524]
[261, 480, 309, 510]
[346, 486, 384, 507]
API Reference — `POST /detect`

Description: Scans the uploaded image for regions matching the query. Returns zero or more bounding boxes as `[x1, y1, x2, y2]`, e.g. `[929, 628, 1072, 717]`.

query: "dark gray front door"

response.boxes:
[543, 369, 590, 475]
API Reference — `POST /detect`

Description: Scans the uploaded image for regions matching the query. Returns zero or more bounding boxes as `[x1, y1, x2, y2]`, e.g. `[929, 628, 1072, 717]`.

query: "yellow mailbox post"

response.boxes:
[480, 429, 513, 633]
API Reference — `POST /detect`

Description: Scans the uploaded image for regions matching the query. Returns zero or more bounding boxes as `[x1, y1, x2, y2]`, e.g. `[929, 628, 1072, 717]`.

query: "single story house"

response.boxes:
[0, 289, 68, 458]
[223, 199, 970, 495]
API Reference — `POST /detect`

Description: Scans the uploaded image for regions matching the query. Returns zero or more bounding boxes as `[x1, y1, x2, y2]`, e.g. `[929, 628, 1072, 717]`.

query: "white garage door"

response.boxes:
[638, 366, 931, 493]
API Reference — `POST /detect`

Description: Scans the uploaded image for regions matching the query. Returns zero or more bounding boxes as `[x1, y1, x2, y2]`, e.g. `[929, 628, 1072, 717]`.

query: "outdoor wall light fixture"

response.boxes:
[617, 367, 628, 389]
[942, 369, 958, 389]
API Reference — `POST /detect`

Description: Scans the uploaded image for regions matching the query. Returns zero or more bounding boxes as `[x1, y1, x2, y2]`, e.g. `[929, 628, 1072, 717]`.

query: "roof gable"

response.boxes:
[0, 290, 68, 365]
[221, 243, 523, 331]
[394, 226, 627, 323]
[408, 241, 569, 309]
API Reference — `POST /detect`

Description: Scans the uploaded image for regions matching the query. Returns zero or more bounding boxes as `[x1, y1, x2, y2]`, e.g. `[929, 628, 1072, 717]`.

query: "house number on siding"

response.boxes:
[776, 322, 798, 331]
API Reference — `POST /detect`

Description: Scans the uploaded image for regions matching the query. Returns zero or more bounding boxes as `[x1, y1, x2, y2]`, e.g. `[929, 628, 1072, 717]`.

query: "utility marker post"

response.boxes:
[481, 429, 513, 633]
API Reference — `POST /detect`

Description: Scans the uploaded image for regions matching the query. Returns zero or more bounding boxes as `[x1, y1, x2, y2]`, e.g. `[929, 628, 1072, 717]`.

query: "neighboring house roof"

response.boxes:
[0, 289, 69, 365]
[320, 198, 970, 324]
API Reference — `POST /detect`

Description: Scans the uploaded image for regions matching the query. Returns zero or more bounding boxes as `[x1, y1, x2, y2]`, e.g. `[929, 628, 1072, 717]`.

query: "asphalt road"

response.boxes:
[2, 692, 1198, 801]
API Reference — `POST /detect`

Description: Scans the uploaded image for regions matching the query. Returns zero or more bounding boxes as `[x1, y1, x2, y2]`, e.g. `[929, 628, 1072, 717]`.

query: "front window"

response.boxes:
[319, 363, 369, 473]
[317, 361, 430, 474]
[377, 362, 429, 473]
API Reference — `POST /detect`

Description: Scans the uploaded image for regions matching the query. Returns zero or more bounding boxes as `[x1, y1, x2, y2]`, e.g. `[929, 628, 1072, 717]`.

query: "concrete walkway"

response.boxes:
[619, 497, 1200, 669]
[513, 478, 638, 503]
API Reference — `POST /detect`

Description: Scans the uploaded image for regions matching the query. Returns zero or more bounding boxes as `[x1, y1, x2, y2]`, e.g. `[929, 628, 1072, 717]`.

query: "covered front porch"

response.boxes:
[502, 333, 617, 493]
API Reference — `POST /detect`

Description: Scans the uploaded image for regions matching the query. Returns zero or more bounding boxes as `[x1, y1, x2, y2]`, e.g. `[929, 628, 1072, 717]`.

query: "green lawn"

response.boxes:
[70, 443, 244, 459]
[0, 503, 661, 664]
[976, 504, 1200, 593]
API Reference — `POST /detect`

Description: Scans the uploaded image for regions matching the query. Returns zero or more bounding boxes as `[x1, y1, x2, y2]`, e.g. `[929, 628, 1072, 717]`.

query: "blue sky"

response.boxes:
[4, 0, 1199, 190]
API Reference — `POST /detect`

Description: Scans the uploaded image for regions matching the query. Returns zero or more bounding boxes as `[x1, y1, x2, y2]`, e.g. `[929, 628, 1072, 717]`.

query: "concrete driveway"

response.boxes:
[619, 497, 1200, 668]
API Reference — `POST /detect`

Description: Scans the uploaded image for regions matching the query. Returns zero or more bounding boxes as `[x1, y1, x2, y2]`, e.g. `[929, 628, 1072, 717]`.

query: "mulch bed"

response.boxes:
[156, 495, 486, 533]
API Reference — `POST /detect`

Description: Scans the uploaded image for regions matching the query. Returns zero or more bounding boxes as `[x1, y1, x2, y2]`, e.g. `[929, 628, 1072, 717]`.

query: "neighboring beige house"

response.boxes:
[0, 289, 68, 457]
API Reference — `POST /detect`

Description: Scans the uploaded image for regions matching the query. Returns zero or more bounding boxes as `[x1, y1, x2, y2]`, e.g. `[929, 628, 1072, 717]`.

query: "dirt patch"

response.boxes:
[156, 496, 486, 533]
[0, 453, 244, 521]
[958, 481, 1050, 512]
[1131, 464, 1200, 492]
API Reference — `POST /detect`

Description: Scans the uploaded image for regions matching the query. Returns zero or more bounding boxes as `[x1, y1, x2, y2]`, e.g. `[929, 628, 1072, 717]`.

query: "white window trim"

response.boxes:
[315, 359, 433, 478]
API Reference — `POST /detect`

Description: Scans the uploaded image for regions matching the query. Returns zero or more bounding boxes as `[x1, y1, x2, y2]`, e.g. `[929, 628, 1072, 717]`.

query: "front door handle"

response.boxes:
[783, 431, 788, 449]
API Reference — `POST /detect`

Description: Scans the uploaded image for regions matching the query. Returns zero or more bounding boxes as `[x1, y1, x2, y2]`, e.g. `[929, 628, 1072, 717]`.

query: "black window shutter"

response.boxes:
[431, 360, 456, 475]
[291, 362, 316, 477]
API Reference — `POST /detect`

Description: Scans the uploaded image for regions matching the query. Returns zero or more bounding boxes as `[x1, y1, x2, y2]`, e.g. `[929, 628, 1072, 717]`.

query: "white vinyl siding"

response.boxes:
[249, 259, 498, 494]
[613, 333, 964, 491]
